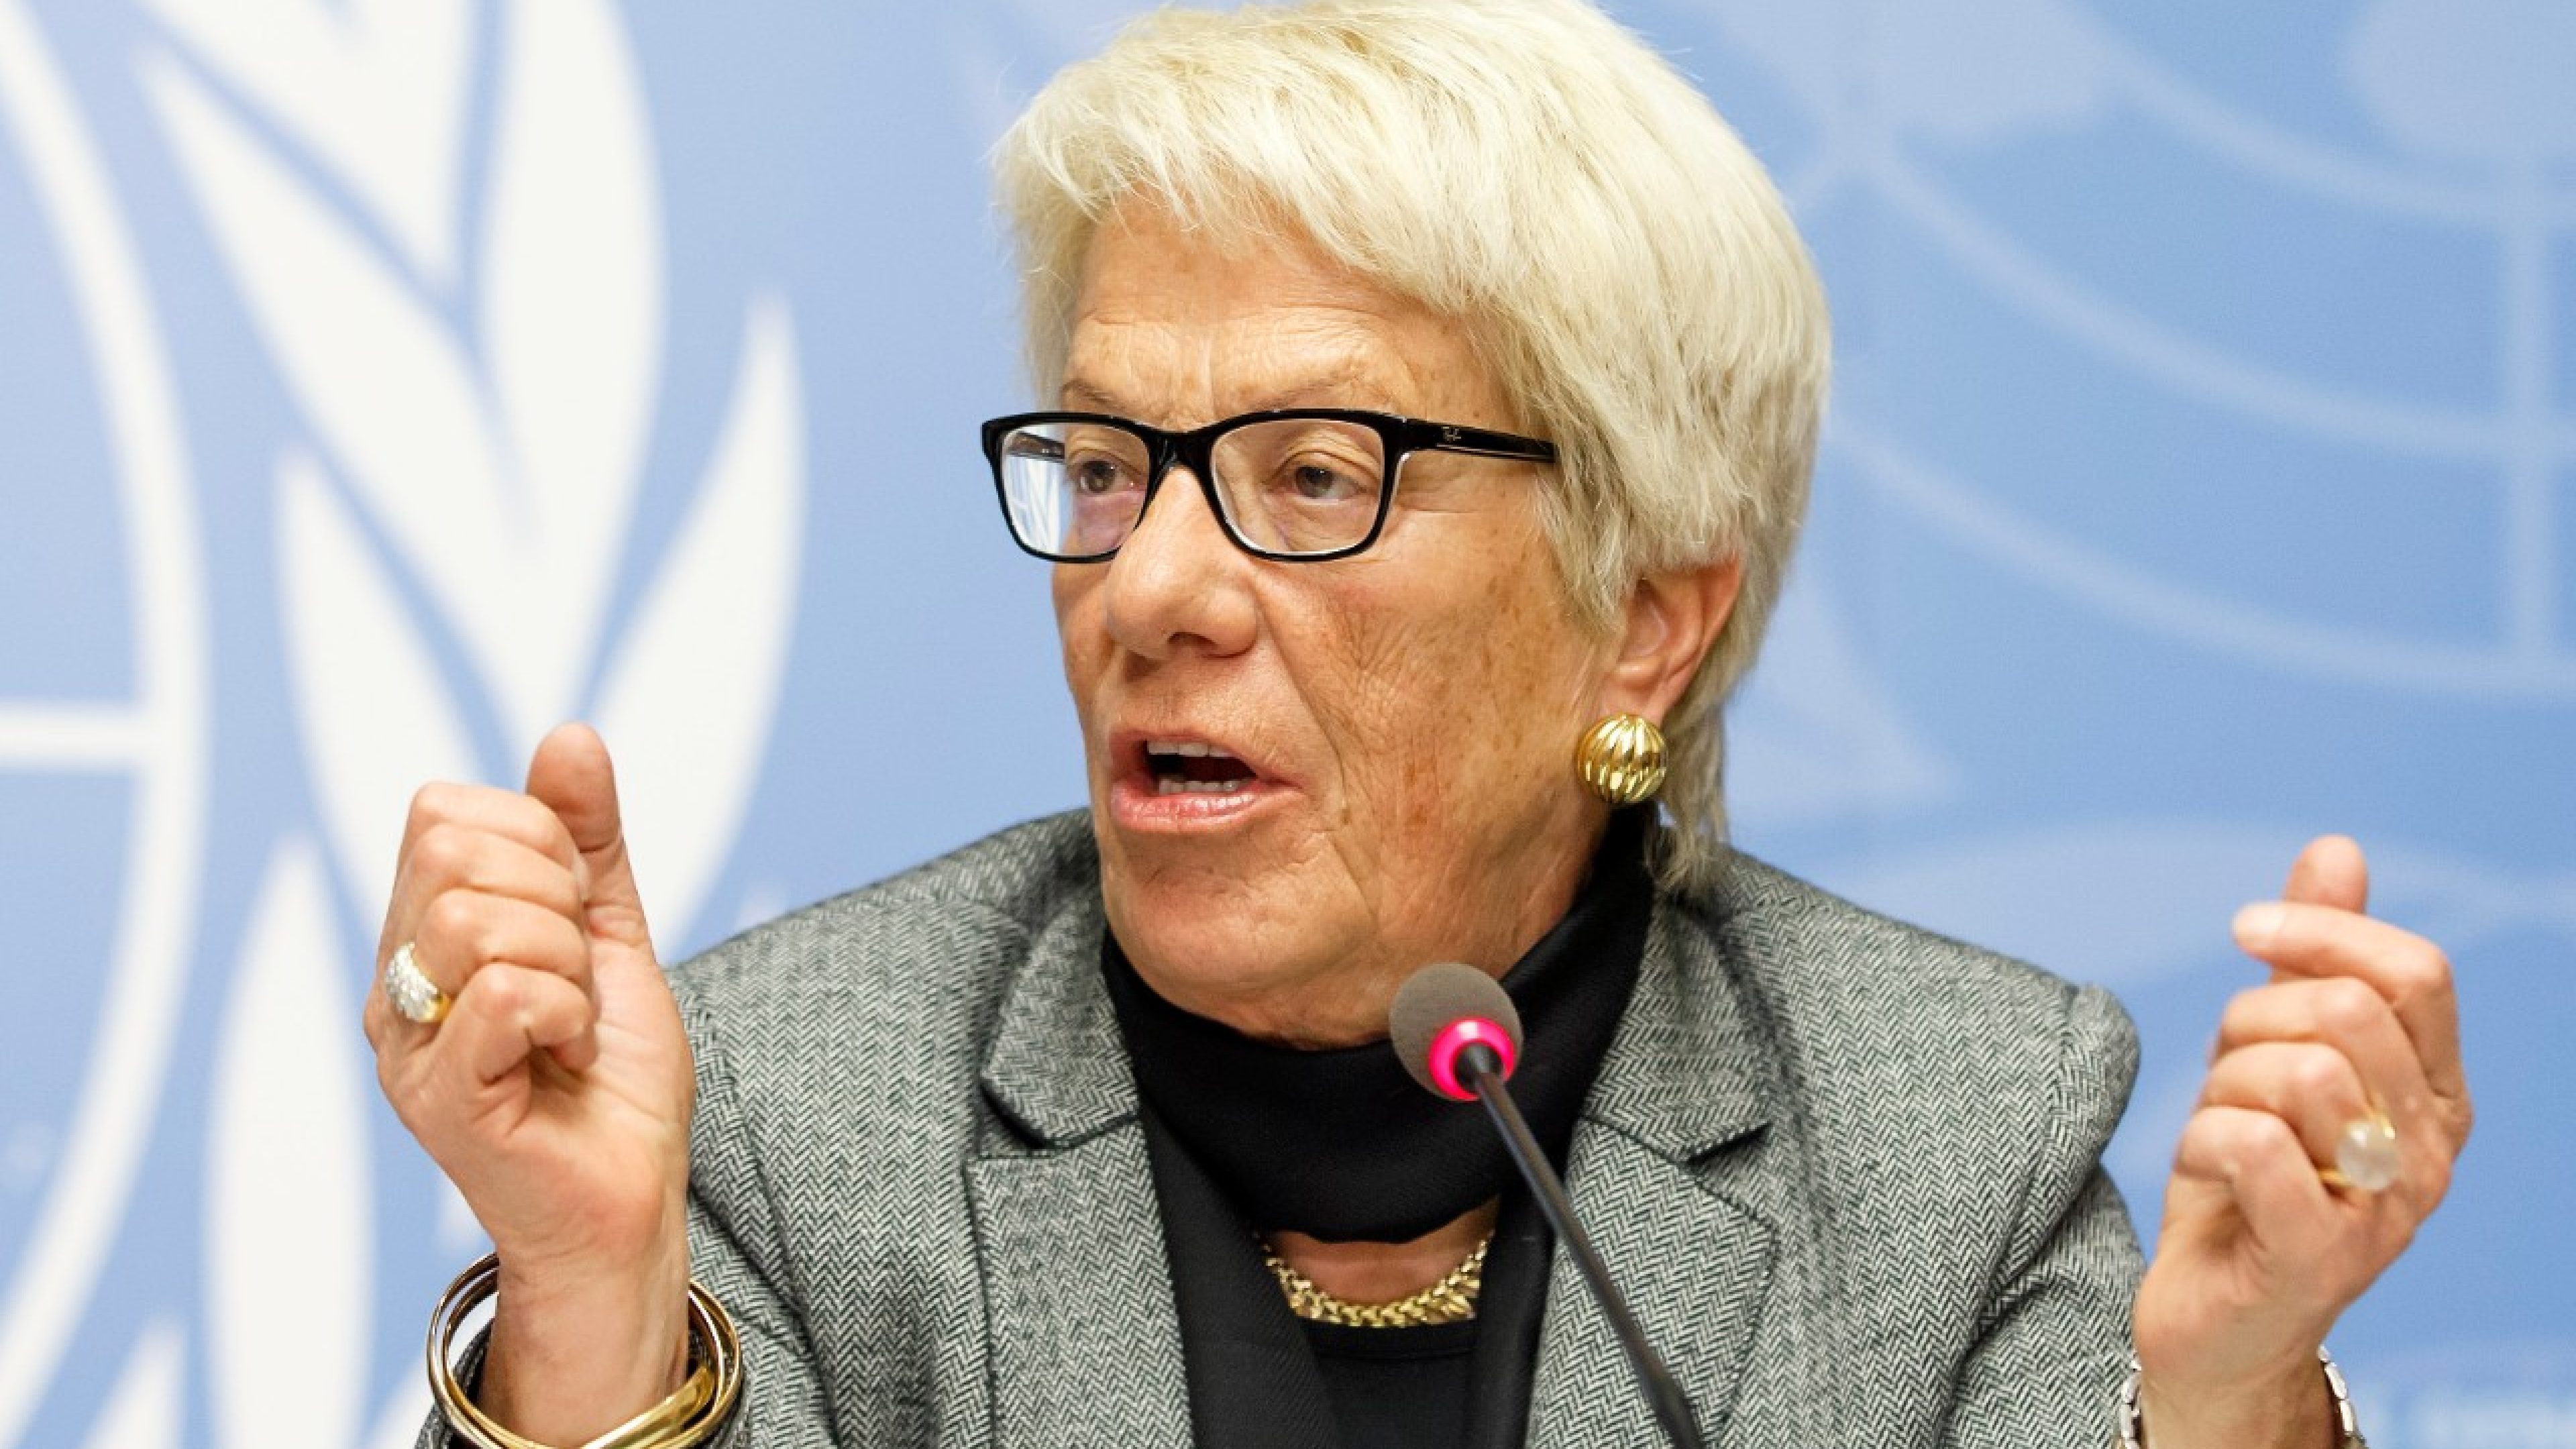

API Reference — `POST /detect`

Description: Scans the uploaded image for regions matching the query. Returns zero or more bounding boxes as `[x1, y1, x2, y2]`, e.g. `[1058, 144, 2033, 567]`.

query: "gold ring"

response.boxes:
[383, 941, 451, 1026]
[2318, 1107, 2398, 1195]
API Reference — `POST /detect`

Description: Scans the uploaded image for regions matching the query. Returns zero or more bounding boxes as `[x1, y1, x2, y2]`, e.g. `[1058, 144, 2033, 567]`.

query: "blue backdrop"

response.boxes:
[1, 2, 2567, 1445]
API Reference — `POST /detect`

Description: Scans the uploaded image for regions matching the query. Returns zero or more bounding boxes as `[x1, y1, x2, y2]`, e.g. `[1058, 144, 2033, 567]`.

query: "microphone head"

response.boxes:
[1388, 963, 1523, 1102]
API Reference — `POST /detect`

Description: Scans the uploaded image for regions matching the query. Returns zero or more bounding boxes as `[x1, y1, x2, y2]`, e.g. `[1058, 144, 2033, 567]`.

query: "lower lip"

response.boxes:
[1108, 773, 1286, 832]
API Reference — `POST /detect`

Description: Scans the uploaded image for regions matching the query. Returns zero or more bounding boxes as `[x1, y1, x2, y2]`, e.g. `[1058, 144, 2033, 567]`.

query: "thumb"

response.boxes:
[525, 722, 651, 947]
[2281, 833, 2369, 914]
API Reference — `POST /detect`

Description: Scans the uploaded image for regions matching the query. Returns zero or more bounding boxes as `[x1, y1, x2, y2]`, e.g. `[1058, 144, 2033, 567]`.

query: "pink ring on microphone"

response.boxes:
[1426, 1018, 1518, 1102]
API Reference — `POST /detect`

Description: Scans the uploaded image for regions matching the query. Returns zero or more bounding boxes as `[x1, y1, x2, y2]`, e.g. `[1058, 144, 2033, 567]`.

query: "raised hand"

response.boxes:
[364, 722, 696, 1445]
[2133, 835, 2473, 1449]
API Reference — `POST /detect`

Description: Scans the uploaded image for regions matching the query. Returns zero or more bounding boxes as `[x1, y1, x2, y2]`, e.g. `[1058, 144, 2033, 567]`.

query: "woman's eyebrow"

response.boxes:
[1250, 375, 1407, 414]
[1059, 377, 1132, 413]
[1057, 370, 1410, 419]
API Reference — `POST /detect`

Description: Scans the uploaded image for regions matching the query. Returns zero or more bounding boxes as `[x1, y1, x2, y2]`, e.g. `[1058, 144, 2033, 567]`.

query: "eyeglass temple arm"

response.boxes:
[1419, 423, 1556, 462]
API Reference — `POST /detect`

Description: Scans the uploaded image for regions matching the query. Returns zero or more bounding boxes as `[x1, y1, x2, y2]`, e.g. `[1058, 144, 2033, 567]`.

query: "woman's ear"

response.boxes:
[1597, 555, 1741, 722]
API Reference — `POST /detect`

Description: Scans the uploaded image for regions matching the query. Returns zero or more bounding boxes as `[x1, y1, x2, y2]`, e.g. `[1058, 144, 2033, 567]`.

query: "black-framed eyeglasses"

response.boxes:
[979, 408, 1558, 563]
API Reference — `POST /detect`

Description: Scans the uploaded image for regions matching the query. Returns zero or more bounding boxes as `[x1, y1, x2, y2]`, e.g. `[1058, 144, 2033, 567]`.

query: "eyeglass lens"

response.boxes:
[998, 418, 1389, 559]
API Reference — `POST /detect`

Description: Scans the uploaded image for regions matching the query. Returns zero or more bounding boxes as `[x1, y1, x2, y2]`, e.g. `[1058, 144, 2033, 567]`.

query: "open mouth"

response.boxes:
[1142, 739, 1260, 796]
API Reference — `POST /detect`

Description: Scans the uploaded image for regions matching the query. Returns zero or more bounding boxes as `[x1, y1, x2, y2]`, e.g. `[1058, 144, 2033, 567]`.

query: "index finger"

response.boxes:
[399, 782, 583, 880]
[384, 783, 585, 964]
[2233, 900, 2465, 1106]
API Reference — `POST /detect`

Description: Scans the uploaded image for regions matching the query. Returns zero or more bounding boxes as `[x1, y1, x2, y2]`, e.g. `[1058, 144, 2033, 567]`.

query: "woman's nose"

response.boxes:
[1102, 466, 1258, 660]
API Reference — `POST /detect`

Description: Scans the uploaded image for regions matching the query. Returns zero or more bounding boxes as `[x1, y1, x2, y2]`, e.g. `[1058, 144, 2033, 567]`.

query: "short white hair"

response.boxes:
[996, 0, 1829, 892]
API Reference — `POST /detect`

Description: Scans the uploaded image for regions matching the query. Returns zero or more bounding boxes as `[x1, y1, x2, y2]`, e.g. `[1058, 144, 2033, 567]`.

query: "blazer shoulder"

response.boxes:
[1673, 850, 2139, 1224]
[1681, 849, 2136, 1076]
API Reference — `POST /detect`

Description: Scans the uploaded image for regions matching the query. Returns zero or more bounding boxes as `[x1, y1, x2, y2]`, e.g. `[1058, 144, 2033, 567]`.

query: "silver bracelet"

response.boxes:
[2116, 1346, 2365, 1449]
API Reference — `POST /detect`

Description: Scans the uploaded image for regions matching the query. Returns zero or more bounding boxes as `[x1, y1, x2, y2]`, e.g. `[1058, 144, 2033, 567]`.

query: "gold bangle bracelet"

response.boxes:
[427, 1252, 746, 1449]
[580, 1360, 713, 1449]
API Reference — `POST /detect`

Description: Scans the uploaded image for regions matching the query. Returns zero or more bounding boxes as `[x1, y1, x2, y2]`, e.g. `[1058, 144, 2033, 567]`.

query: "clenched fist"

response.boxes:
[364, 723, 696, 1445]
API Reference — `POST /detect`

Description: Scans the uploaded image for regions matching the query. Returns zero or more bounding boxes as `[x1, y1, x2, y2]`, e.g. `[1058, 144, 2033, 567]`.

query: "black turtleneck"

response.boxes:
[1103, 808, 1654, 1449]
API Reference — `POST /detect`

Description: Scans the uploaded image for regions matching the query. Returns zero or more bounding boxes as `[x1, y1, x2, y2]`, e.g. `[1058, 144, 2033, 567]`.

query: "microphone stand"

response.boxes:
[1460, 1042, 1707, 1449]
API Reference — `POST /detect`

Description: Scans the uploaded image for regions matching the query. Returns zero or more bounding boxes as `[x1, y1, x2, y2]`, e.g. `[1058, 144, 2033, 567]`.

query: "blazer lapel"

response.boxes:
[968, 894, 1195, 1449]
[1529, 898, 1781, 1449]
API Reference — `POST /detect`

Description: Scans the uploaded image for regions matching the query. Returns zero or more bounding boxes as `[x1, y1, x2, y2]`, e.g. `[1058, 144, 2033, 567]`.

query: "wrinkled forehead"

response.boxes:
[1057, 201, 1511, 432]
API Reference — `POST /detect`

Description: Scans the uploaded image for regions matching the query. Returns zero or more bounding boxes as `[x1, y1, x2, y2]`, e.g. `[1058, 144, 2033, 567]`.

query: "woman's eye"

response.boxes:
[1069, 457, 1132, 494]
[1288, 462, 1360, 500]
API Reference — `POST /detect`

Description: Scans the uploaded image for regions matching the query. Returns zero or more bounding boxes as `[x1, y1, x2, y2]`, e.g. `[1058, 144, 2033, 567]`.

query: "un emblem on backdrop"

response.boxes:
[9, 0, 807, 1444]
[1678, 0, 2576, 1435]
[0, 3, 207, 1445]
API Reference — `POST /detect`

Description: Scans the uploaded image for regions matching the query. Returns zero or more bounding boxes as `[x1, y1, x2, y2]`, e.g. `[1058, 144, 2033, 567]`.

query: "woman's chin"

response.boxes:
[1114, 914, 1377, 1042]
[1097, 833, 1369, 1020]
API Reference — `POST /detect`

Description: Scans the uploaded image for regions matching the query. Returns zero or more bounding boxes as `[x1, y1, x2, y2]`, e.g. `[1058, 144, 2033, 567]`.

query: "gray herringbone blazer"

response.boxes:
[432, 811, 2144, 1447]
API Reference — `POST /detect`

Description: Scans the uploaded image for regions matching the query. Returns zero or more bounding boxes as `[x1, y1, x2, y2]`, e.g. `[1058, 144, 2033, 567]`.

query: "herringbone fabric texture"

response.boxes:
[423, 812, 2141, 1447]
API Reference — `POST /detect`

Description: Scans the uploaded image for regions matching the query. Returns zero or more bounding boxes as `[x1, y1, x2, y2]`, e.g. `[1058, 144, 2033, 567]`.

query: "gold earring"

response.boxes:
[1575, 713, 1666, 806]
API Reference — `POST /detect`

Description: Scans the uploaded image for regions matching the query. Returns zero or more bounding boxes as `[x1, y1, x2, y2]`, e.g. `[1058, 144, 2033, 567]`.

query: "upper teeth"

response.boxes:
[1146, 740, 1234, 759]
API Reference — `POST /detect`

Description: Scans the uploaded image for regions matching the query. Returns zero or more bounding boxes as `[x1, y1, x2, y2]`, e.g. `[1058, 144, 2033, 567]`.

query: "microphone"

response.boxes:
[1389, 963, 1707, 1449]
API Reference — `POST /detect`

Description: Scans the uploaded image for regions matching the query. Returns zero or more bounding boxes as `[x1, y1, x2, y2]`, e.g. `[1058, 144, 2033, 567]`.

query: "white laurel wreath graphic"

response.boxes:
[0, 5, 209, 1448]
[133, 2, 806, 1446]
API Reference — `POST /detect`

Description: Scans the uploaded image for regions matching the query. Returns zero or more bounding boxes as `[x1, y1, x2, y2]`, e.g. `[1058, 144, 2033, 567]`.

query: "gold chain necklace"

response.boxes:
[1259, 1233, 1492, 1328]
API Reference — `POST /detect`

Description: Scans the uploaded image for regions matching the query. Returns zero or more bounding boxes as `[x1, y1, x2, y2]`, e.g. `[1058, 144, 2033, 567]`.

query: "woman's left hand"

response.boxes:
[2133, 835, 2474, 1449]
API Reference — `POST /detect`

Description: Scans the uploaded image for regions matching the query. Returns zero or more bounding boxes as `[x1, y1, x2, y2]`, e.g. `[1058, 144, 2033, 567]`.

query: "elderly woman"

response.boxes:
[372, 3, 2471, 1447]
